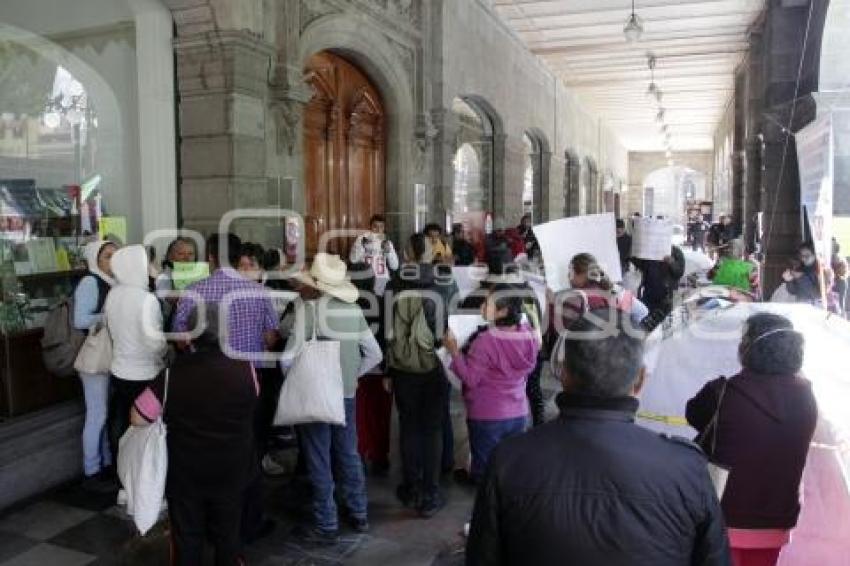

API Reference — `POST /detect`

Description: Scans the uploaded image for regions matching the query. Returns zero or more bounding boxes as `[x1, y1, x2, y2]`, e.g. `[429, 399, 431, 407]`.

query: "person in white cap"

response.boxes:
[285, 253, 382, 545]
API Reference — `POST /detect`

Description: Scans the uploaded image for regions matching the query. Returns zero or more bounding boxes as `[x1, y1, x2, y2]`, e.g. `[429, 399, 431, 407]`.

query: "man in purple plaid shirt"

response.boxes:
[172, 233, 279, 362]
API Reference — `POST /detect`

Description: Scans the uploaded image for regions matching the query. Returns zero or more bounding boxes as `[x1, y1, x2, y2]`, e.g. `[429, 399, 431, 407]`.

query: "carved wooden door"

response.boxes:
[303, 51, 385, 257]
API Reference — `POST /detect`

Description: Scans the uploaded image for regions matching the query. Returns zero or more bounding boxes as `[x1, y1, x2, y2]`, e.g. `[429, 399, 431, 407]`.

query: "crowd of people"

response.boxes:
[67, 211, 824, 566]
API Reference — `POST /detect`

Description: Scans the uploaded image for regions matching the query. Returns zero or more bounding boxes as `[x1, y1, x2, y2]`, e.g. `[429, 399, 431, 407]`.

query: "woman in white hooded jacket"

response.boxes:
[104, 245, 167, 462]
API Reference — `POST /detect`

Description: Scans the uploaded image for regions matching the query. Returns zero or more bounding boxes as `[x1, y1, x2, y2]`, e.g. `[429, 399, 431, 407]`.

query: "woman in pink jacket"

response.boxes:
[445, 283, 540, 481]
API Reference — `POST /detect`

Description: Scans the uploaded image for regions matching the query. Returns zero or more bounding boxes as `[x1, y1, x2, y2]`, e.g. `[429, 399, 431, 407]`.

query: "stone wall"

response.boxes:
[163, 0, 628, 249]
[434, 0, 628, 226]
[626, 151, 715, 218]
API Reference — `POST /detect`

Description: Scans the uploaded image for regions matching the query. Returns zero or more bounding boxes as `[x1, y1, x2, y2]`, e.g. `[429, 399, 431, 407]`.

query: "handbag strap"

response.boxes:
[699, 377, 728, 458]
[161, 369, 170, 413]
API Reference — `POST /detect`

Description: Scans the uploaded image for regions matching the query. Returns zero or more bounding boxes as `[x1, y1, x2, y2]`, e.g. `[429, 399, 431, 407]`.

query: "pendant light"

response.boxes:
[624, 0, 644, 43]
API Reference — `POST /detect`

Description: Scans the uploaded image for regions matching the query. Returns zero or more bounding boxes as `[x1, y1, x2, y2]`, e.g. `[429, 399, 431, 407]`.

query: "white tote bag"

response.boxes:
[117, 371, 169, 536]
[274, 312, 345, 426]
[74, 320, 113, 374]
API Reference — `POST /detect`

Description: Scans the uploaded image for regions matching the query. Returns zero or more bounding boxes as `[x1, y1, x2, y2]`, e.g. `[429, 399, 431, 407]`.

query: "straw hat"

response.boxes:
[296, 253, 359, 303]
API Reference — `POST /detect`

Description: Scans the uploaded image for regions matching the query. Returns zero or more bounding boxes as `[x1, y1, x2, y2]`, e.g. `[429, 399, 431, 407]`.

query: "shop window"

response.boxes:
[0, 2, 175, 419]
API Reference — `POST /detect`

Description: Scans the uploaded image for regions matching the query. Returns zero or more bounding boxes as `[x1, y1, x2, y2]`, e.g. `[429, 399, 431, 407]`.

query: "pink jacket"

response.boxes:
[450, 323, 540, 420]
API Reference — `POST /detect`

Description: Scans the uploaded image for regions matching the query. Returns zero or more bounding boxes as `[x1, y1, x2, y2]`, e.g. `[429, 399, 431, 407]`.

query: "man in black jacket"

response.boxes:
[466, 310, 731, 566]
[632, 244, 686, 328]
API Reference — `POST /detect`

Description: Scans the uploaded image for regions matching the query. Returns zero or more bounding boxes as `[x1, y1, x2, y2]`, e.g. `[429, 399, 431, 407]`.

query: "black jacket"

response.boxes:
[632, 245, 686, 312]
[466, 393, 731, 566]
[686, 371, 817, 529]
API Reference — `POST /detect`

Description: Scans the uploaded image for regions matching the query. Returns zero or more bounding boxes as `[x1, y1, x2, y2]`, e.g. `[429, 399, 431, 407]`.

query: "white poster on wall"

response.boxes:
[632, 217, 674, 261]
[532, 213, 622, 292]
[796, 114, 834, 261]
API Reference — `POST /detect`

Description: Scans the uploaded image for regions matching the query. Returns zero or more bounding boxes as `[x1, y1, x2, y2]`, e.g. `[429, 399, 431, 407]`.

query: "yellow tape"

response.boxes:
[637, 411, 689, 427]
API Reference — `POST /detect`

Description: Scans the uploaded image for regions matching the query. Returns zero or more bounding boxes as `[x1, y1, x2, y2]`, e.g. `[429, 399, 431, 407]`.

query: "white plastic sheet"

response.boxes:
[638, 303, 850, 564]
[532, 214, 622, 291]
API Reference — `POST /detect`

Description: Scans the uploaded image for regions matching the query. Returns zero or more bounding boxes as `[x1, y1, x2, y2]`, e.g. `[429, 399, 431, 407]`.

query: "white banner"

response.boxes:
[796, 114, 834, 261]
[632, 217, 674, 261]
[532, 213, 622, 291]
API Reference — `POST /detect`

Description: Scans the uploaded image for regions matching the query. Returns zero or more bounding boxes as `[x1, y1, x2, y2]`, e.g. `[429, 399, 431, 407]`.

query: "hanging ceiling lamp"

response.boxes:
[624, 0, 644, 43]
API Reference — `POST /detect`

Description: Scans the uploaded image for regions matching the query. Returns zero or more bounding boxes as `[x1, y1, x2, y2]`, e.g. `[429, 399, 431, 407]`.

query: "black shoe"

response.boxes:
[290, 524, 340, 546]
[245, 518, 276, 544]
[418, 494, 445, 519]
[347, 516, 370, 533]
[395, 484, 421, 509]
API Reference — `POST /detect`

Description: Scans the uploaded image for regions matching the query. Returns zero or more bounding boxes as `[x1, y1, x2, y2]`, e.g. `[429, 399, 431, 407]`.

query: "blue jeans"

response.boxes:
[467, 416, 528, 480]
[298, 398, 367, 532]
[79, 372, 112, 476]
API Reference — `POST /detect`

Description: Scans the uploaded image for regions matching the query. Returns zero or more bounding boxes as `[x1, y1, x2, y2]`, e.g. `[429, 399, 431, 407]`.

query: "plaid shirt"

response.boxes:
[173, 268, 278, 363]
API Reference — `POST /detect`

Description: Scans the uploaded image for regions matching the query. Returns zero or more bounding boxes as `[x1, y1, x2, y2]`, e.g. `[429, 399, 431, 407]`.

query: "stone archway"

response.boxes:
[298, 14, 416, 245]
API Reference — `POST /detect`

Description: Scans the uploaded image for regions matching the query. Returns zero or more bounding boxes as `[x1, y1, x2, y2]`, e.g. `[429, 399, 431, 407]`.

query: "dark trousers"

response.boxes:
[393, 369, 449, 500]
[441, 380, 454, 472]
[467, 417, 527, 479]
[254, 366, 284, 454]
[108, 376, 151, 469]
[169, 492, 242, 566]
[525, 357, 545, 427]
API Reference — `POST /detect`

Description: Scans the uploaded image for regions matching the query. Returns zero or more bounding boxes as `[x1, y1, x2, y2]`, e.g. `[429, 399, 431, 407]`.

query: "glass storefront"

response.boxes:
[0, 0, 176, 419]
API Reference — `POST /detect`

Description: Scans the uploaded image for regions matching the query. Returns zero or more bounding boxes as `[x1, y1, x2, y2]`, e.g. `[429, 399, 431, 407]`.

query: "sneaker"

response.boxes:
[418, 494, 446, 519]
[348, 516, 370, 533]
[290, 524, 339, 546]
[261, 454, 286, 477]
[395, 484, 421, 509]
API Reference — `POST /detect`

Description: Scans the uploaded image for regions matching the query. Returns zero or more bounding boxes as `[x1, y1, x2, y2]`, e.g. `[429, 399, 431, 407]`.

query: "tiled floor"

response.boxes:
[0, 468, 473, 566]
[0, 374, 560, 565]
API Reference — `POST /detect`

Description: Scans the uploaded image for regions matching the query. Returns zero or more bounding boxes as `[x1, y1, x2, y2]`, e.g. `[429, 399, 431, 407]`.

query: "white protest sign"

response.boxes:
[796, 113, 834, 261]
[532, 213, 622, 292]
[438, 314, 487, 390]
[632, 217, 674, 261]
[452, 265, 489, 302]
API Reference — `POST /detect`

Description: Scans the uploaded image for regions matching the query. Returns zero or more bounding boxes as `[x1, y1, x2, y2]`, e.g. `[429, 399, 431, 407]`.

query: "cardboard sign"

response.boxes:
[172, 262, 210, 291]
[632, 217, 674, 261]
[532, 213, 622, 291]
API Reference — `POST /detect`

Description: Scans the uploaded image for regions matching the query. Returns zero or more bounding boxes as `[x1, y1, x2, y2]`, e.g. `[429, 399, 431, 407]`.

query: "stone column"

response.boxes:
[539, 148, 552, 221]
[431, 106, 457, 226]
[491, 132, 508, 221]
[174, 30, 275, 239]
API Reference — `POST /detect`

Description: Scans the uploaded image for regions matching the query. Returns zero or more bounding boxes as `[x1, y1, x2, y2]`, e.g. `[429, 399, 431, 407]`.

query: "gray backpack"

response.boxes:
[41, 296, 86, 377]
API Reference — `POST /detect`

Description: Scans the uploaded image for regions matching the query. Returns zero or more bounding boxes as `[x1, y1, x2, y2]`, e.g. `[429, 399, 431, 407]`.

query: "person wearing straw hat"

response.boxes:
[285, 253, 382, 545]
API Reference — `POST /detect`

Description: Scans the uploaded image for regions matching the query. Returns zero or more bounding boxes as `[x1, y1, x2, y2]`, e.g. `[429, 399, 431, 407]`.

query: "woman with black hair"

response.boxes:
[154, 237, 197, 328]
[686, 313, 817, 566]
[444, 284, 540, 482]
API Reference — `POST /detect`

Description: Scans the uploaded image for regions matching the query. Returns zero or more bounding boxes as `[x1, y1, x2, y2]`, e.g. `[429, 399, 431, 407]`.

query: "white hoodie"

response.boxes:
[104, 245, 166, 381]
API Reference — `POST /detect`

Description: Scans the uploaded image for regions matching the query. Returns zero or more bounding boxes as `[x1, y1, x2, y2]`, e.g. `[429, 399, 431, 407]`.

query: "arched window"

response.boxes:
[643, 166, 708, 221]
[453, 143, 480, 214]
[522, 131, 547, 223]
[451, 96, 494, 246]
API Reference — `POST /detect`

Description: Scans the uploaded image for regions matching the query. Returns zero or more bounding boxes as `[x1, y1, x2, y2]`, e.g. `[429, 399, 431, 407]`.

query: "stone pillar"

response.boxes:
[174, 30, 275, 239]
[431, 106, 457, 226]
[539, 149, 552, 221]
[491, 132, 508, 221]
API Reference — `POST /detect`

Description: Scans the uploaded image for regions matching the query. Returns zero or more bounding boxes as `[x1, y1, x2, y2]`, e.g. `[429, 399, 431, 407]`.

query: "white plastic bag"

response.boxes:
[117, 371, 169, 535]
[274, 318, 345, 426]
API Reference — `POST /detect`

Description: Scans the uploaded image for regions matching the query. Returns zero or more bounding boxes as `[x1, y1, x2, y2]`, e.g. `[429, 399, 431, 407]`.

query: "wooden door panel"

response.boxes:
[304, 52, 384, 259]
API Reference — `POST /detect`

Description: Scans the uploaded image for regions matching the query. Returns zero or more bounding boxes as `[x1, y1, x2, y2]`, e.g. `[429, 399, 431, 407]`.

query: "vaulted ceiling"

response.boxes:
[492, 0, 765, 152]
